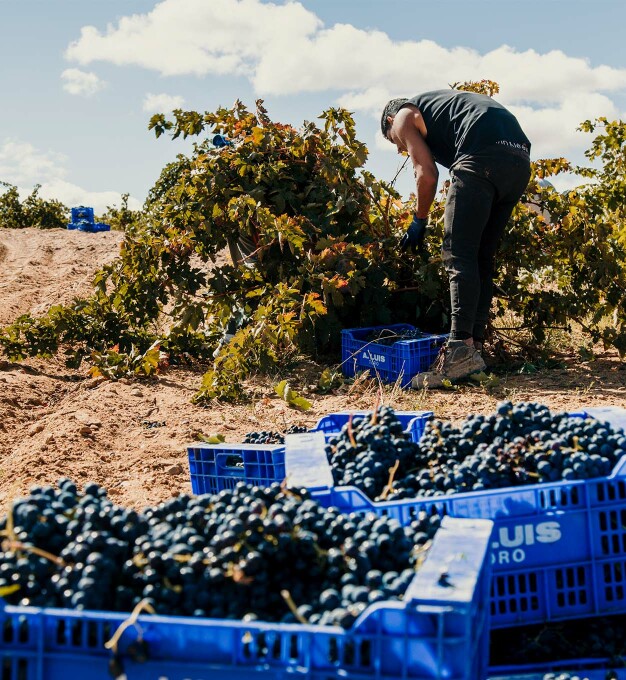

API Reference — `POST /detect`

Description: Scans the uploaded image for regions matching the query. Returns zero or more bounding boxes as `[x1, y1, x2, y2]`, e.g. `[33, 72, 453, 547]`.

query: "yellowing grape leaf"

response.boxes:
[274, 380, 312, 411]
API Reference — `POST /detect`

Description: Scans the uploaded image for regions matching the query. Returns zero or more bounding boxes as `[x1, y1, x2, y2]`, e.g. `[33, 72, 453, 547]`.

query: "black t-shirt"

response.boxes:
[405, 90, 531, 169]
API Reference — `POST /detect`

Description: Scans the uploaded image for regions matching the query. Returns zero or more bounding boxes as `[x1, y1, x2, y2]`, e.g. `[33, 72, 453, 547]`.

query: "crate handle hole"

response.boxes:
[216, 453, 245, 471]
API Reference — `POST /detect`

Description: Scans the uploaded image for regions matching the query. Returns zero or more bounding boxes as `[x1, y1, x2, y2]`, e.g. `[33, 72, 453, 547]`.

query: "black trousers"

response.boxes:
[225, 233, 258, 335]
[442, 152, 531, 340]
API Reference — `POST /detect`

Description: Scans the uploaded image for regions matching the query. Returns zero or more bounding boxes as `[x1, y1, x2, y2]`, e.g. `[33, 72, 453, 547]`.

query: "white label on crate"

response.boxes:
[490, 521, 562, 565]
[285, 432, 334, 488]
[362, 351, 386, 365]
[492, 521, 562, 549]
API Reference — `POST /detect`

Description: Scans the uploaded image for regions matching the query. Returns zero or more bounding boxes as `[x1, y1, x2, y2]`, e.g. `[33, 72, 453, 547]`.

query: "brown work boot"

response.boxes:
[411, 340, 486, 389]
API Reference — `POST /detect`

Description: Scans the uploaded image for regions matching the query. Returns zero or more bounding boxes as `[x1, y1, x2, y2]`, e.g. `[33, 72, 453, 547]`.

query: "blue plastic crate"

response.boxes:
[67, 222, 90, 231]
[187, 409, 626, 629]
[341, 324, 448, 387]
[312, 447, 626, 629]
[0, 517, 493, 680]
[188, 443, 286, 494]
[67, 221, 111, 233]
[275, 407, 626, 629]
[187, 412, 432, 494]
[67, 207, 110, 233]
[489, 659, 626, 680]
[312, 410, 433, 443]
[71, 206, 94, 223]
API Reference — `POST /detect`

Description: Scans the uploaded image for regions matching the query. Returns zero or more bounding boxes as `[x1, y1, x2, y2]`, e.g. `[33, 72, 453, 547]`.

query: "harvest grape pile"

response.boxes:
[0, 478, 440, 628]
[243, 424, 308, 444]
[325, 402, 626, 501]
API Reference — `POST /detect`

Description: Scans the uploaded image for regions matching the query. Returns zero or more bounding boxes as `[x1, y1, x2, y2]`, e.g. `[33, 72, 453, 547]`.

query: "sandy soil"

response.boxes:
[0, 227, 625, 509]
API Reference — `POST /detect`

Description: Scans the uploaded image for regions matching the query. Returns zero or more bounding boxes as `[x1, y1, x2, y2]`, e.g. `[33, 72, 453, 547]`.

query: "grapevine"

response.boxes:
[1, 84, 626, 401]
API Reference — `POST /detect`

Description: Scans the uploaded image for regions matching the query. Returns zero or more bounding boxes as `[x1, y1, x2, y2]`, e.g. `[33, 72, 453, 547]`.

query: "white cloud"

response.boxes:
[0, 138, 140, 214]
[143, 92, 186, 113]
[65, 0, 320, 77]
[548, 173, 595, 193]
[508, 93, 619, 158]
[64, 0, 626, 162]
[65, 1, 626, 100]
[0, 140, 67, 186]
[36, 179, 142, 214]
[338, 87, 393, 118]
[61, 68, 106, 96]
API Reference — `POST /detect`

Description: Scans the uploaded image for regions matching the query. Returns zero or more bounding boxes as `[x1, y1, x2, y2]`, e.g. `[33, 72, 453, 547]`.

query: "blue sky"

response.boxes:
[1, 0, 625, 213]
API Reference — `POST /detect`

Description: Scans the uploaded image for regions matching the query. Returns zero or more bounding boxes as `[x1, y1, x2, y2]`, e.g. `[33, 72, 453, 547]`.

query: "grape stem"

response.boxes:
[5, 506, 16, 542]
[281, 589, 308, 623]
[380, 459, 400, 500]
[104, 598, 156, 655]
[163, 577, 183, 593]
[1, 539, 65, 567]
[347, 414, 356, 447]
[280, 477, 302, 500]
[370, 391, 381, 424]
[411, 540, 433, 574]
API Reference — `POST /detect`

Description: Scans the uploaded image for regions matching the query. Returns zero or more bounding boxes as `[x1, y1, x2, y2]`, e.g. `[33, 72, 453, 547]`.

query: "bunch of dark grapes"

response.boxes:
[0, 478, 440, 628]
[325, 402, 626, 502]
[0, 479, 144, 612]
[491, 614, 626, 666]
[325, 406, 423, 499]
[244, 424, 309, 444]
[412, 401, 626, 497]
[365, 328, 426, 346]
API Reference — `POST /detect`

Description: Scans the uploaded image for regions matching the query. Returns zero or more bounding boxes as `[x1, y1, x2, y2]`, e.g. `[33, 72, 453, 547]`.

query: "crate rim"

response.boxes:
[341, 324, 449, 344]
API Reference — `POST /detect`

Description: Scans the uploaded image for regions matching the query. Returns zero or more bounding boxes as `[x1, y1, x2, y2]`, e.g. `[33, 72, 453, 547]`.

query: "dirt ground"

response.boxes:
[0, 227, 625, 509]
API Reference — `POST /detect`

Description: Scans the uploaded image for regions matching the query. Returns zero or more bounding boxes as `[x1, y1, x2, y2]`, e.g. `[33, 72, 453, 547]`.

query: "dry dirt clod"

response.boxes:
[83, 376, 106, 389]
[166, 463, 184, 476]
[131, 388, 144, 398]
[28, 423, 45, 437]
[76, 413, 102, 428]
[79, 425, 93, 437]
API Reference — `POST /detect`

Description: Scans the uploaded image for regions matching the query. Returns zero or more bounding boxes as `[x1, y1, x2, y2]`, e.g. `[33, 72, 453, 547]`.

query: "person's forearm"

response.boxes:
[414, 175, 437, 218]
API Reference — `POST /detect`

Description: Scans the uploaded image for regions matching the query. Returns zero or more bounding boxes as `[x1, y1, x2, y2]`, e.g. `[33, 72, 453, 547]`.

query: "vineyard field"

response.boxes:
[0, 227, 624, 509]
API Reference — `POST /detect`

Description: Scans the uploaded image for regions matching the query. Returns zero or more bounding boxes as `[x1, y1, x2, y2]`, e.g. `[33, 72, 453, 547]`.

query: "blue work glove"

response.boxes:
[400, 215, 428, 253]
[212, 133, 232, 148]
